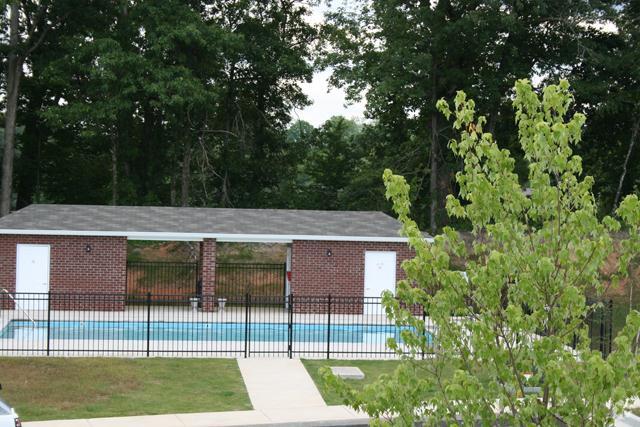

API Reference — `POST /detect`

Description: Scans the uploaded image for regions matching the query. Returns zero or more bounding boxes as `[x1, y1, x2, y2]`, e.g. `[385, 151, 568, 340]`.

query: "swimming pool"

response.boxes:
[0, 320, 428, 344]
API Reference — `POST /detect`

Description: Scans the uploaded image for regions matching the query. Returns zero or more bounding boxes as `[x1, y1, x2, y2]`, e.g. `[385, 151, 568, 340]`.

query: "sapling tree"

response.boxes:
[322, 80, 640, 426]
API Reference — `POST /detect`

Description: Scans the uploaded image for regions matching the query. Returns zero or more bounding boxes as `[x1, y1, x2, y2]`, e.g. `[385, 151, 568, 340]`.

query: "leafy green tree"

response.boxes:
[339, 121, 433, 218]
[570, 0, 640, 213]
[302, 116, 362, 209]
[323, 80, 640, 425]
[7, 0, 638, 221]
[323, 0, 599, 233]
[40, 0, 224, 206]
[0, 0, 72, 215]
[281, 117, 429, 215]
[279, 117, 363, 209]
[32, 0, 317, 208]
[189, 0, 318, 208]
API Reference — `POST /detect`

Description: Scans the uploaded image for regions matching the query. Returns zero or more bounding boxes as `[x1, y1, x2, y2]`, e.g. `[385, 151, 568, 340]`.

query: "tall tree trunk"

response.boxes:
[220, 170, 231, 207]
[181, 138, 192, 207]
[110, 133, 118, 205]
[429, 113, 439, 235]
[488, 111, 497, 136]
[613, 115, 640, 210]
[170, 173, 177, 206]
[15, 95, 44, 208]
[1, 2, 22, 216]
[169, 138, 177, 206]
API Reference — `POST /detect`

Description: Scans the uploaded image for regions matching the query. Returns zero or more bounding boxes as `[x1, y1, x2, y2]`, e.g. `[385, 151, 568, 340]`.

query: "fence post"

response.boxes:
[599, 303, 606, 355]
[421, 306, 426, 360]
[326, 294, 332, 360]
[146, 292, 151, 357]
[288, 293, 294, 359]
[46, 292, 51, 356]
[244, 293, 250, 358]
[607, 299, 614, 357]
[283, 264, 287, 300]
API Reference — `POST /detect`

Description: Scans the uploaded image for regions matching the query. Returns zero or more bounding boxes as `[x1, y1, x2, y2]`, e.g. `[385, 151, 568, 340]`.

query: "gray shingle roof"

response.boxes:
[0, 204, 413, 241]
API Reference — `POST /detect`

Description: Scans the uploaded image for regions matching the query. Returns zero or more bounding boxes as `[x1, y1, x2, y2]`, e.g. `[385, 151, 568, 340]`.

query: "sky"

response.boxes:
[291, 1, 366, 127]
[291, 69, 366, 127]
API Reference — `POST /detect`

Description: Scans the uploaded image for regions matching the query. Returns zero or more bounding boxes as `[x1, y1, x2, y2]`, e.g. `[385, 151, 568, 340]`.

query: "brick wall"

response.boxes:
[290, 240, 414, 313]
[0, 235, 127, 310]
[199, 238, 217, 311]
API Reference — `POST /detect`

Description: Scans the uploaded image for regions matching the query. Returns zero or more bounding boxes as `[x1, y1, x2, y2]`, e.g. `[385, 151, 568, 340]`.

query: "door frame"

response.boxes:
[16, 243, 51, 294]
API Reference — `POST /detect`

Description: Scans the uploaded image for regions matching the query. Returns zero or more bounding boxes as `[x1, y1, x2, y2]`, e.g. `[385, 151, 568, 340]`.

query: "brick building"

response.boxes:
[0, 205, 427, 311]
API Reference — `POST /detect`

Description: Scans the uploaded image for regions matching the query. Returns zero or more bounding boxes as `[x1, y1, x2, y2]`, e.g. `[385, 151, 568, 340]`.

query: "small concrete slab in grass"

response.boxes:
[330, 366, 365, 380]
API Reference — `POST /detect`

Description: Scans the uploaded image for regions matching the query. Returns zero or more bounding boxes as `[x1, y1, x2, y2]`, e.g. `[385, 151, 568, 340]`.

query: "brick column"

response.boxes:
[199, 238, 216, 311]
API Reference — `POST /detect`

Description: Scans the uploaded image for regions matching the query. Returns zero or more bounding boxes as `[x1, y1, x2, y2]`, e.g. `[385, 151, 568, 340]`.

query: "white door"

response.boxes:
[364, 251, 396, 314]
[16, 244, 50, 310]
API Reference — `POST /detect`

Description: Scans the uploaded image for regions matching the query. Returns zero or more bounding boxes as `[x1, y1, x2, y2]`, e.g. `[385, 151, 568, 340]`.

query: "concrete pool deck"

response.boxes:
[0, 305, 401, 326]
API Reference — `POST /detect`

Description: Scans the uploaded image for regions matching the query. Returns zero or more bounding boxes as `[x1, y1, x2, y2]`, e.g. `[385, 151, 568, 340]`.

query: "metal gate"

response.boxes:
[215, 263, 286, 299]
[126, 261, 198, 302]
[126, 261, 286, 301]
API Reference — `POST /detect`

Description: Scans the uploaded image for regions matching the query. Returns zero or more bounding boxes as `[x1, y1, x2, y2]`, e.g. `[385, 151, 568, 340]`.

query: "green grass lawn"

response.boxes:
[303, 359, 494, 407]
[0, 357, 251, 421]
[302, 359, 405, 405]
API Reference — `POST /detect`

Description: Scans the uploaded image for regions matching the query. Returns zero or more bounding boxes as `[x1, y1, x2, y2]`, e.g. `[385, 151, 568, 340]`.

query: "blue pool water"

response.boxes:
[0, 320, 429, 344]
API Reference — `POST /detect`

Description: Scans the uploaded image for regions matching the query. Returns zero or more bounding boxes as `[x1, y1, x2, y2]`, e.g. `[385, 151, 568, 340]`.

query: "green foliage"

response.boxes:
[569, 0, 640, 212]
[283, 116, 365, 209]
[2, 0, 639, 237]
[321, 0, 601, 230]
[13, 0, 318, 208]
[327, 81, 640, 426]
[3, 0, 639, 226]
[279, 116, 423, 215]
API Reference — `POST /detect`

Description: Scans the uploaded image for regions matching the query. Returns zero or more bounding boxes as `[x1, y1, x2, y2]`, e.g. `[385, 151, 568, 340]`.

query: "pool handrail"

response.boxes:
[1, 289, 37, 327]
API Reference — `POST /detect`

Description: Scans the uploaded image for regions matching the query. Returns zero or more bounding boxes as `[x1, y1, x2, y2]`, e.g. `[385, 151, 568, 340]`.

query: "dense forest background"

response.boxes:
[1, 0, 639, 233]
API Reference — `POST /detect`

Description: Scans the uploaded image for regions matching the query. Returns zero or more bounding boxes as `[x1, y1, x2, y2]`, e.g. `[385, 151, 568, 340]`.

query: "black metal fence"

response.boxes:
[0, 292, 613, 359]
[126, 261, 287, 301]
[583, 300, 614, 357]
[0, 292, 417, 359]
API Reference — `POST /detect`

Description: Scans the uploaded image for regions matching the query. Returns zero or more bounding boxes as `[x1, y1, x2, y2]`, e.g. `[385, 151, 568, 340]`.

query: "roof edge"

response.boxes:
[0, 229, 419, 244]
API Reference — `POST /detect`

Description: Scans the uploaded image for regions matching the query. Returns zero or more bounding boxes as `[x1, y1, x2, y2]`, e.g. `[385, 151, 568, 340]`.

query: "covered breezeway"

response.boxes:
[124, 236, 292, 309]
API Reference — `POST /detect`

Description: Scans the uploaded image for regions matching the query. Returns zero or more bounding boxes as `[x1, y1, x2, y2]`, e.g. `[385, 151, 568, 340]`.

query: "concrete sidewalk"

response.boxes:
[22, 406, 369, 427]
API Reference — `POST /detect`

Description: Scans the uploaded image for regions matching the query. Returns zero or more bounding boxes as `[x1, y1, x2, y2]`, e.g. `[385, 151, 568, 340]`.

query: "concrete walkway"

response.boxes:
[236, 358, 326, 410]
